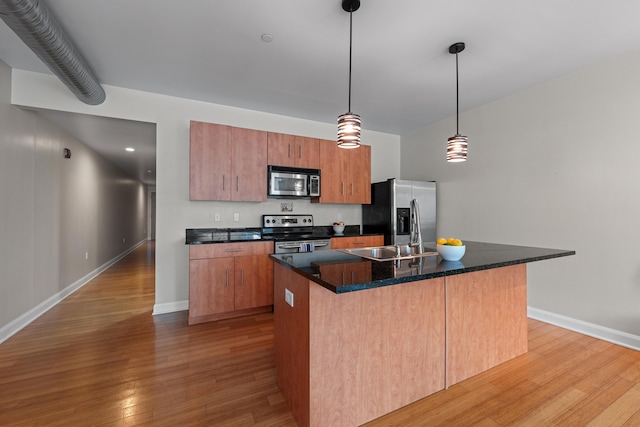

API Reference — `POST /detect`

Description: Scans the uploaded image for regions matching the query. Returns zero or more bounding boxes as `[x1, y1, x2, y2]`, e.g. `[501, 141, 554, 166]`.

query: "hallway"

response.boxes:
[0, 242, 294, 426]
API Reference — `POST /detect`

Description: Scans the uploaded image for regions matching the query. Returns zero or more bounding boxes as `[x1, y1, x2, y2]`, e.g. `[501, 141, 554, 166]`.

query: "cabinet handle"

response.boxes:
[236, 176, 239, 192]
[225, 269, 229, 287]
[225, 249, 244, 253]
[353, 241, 364, 245]
[299, 144, 302, 159]
[341, 271, 345, 285]
[341, 182, 345, 195]
[241, 268, 245, 285]
[351, 271, 355, 283]
[222, 174, 226, 190]
[288, 143, 292, 158]
[351, 183, 354, 195]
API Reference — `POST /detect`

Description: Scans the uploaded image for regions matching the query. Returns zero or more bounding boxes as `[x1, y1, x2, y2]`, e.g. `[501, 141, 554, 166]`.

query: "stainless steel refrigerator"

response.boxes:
[362, 178, 436, 246]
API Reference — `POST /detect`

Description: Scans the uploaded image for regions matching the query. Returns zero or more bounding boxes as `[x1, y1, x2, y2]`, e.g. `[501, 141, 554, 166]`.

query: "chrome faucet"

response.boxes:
[409, 198, 423, 254]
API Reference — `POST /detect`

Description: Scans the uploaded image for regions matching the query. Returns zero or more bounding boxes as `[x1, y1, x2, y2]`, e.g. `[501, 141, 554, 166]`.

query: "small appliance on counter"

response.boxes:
[262, 214, 331, 254]
[362, 178, 436, 246]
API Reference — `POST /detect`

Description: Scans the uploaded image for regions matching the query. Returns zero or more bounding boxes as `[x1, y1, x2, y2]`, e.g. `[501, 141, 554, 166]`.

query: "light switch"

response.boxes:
[233, 213, 240, 222]
[285, 288, 294, 307]
[214, 213, 221, 222]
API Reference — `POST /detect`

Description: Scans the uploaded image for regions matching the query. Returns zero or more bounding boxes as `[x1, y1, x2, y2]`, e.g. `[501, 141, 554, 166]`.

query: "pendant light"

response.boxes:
[337, 0, 361, 149]
[447, 42, 468, 162]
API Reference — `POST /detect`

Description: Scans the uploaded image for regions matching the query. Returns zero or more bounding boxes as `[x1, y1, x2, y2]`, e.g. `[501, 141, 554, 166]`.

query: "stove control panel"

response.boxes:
[262, 214, 314, 228]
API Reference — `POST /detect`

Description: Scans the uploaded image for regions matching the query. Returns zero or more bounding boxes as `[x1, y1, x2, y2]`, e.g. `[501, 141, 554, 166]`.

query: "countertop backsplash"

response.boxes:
[186, 198, 362, 229]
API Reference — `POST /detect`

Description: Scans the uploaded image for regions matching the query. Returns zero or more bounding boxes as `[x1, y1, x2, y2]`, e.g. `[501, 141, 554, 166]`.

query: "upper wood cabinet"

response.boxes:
[190, 121, 267, 201]
[268, 132, 320, 169]
[314, 139, 371, 204]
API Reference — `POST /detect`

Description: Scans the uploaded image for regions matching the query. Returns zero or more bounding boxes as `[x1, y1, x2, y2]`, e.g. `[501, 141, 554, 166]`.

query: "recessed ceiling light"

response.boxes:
[261, 34, 273, 43]
[125, 147, 135, 152]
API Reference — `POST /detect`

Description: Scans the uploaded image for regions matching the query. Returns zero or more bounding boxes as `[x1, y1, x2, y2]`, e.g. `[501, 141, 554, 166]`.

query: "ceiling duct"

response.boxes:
[0, 0, 105, 105]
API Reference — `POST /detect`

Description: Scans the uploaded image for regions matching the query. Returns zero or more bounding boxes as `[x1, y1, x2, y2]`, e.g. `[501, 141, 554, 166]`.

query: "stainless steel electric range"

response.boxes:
[261, 214, 331, 254]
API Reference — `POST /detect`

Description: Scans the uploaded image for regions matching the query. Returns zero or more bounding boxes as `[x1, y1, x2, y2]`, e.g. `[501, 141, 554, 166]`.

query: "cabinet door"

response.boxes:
[294, 136, 320, 169]
[267, 132, 296, 167]
[231, 127, 268, 201]
[349, 261, 372, 284]
[316, 139, 346, 203]
[189, 258, 235, 318]
[190, 121, 232, 200]
[345, 144, 371, 204]
[317, 261, 371, 285]
[268, 133, 320, 169]
[234, 254, 274, 310]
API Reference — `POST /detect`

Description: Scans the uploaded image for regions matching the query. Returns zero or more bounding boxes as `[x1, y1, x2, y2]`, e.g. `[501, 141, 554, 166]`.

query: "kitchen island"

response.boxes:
[270, 241, 574, 427]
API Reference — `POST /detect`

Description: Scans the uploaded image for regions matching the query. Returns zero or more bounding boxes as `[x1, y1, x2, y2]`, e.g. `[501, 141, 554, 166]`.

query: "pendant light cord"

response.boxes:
[455, 51, 459, 135]
[348, 9, 353, 112]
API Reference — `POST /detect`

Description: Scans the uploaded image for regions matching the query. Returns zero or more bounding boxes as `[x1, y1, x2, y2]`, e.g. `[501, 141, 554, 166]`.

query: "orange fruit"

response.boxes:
[447, 238, 456, 245]
[437, 237, 447, 245]
[452, 239, 463, 246]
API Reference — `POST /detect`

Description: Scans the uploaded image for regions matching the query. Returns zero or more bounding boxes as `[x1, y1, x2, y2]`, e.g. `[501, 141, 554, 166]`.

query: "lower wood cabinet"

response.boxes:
[330, 235, 384, 249]
[189, 241, 274, 325]
[316, 261, 372, 286]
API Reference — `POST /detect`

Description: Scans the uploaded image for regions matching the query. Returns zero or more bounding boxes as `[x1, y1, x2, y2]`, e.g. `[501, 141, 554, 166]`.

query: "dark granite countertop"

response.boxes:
[270, 241, 575, 294]
[185, 225, 380, 244]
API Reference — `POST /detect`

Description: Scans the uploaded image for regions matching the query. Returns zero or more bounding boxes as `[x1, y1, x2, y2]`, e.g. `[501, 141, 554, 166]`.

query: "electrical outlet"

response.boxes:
[233, 213, 240, 222]
[285, 288, 294, 307]
[122, 237, 126, 243]
[214, 213, 221, 222]
[337, 212, 342, 221]
[85, 251, 89, 260]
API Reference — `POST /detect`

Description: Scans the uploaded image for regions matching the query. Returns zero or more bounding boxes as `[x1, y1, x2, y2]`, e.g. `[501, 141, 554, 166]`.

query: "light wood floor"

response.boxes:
[1, 242, 639, 426]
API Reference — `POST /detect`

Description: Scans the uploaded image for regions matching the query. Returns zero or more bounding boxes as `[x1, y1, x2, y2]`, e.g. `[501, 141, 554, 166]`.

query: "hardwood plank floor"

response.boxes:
[1, 242, 639, 426]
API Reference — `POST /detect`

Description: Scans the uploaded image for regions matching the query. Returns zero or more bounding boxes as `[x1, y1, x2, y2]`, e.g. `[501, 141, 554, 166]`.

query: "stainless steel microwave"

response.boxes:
[268, 165, 320, 198]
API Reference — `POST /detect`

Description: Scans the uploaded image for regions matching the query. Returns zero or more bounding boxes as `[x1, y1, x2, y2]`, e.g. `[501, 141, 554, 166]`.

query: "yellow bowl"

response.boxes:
[437, 244, 466, 261]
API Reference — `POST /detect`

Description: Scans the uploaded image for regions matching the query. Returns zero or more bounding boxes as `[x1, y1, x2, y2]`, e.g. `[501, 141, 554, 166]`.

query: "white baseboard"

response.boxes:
[528, 307, 640, 351]
[0, 240, 146, 345]
[152, 300, 188, 315]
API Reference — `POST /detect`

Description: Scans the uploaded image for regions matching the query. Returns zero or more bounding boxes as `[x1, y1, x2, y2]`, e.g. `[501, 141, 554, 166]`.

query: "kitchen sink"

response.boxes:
[337, 245, 438, 262]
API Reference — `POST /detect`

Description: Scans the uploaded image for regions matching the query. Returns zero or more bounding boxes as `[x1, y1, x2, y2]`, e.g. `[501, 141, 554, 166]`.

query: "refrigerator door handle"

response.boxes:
[409, 198, 423, 253]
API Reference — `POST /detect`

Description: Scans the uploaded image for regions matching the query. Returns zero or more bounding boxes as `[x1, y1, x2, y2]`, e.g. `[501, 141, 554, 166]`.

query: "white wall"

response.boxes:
[0, 60, 148, 333]
[9, 70, 401, 312]
[401, 48, 640, 336]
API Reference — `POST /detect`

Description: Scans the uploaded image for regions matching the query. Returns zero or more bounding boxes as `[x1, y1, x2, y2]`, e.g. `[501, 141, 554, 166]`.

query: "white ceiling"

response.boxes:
[2, 0, 640, 185]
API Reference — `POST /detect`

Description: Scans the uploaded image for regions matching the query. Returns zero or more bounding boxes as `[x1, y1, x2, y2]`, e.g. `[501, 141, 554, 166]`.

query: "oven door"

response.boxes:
[274, 240, 330, 254]
[269, 171, 309, 197]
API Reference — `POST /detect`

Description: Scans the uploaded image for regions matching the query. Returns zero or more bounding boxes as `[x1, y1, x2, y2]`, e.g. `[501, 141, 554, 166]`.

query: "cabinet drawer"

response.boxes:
[330, 235, 384, 249]
[190, 241, 274, 259]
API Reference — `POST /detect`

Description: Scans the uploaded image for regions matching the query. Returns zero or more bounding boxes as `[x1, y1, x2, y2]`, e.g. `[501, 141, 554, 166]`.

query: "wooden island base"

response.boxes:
[273, 263, 527, 427]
